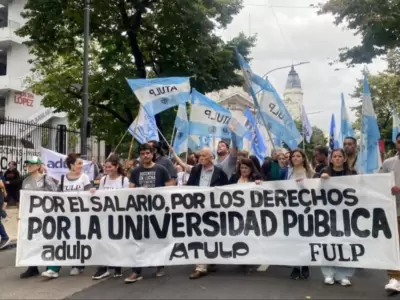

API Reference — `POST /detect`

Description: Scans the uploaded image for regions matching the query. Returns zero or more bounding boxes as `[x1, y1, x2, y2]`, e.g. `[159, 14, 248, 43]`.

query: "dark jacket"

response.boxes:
[187, 164, 229, 187]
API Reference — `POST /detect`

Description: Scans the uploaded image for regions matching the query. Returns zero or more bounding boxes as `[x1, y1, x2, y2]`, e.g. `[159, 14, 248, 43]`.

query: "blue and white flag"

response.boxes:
[244, 108, 267, 162]
[126, 77, 191, 116]
[188, 135, 211, 152]
[234, 49, 302, 149]
[393, 106, 400, 143]
[190, 89, 232, 139]
[340, 93, 355, 146]
[128, 106, 159, 143]
[172, 104, 189, 154]
[359, 74, 381, 174]
[329, 114, 339, 151]
[301, 105, 313, 143]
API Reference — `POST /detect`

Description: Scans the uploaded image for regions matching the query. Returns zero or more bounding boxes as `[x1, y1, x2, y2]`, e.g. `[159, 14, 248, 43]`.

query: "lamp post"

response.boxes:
[262, 61, 310, 78]
[81, 0, 90, 159]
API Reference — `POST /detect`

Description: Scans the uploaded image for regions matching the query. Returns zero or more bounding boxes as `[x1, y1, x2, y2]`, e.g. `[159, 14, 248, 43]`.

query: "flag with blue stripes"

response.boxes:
[359, 74, 381, 174]
[393, 106, 400, 143]
[189, 89, 232, 139]
[329, 114, 339, 151]
[173, 104, 189, 154]
[126, 77, 191, 116]
[128, 106, 159, 143]
[244, 108, 267, 162]
[188, 135, 211, 152]
[301, 105, 313, 143]
[340, 93, 355, 146]
[234, 49, 302, 149]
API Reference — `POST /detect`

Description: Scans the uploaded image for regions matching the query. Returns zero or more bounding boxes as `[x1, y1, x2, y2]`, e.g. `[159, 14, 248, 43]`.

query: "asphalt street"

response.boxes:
[0, 246, 398, 299]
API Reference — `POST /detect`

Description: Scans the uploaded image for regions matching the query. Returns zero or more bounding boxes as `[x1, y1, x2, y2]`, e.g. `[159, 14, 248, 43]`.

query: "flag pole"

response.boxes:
[168, 126, 176, 157]
[234, 49, 275, 151]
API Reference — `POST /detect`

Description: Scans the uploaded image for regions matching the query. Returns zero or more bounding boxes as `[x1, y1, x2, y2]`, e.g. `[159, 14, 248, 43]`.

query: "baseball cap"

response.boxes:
[24, 156, 42, 165]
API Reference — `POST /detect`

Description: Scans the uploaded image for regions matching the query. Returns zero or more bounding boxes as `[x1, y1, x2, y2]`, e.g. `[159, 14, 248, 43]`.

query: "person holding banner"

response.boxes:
[125, 143, 174, 283]
[19, 157, 58, 279]
[92, 154, 130, 280]
[282, 149, 314, 280]
[186, 147, 229, 279]
[380, 132, 400, 293]
[228, 150, 250, 184]
[148, 140, 177, 184]
[319, 148, 357, 286]
[41, 153, 92, 279]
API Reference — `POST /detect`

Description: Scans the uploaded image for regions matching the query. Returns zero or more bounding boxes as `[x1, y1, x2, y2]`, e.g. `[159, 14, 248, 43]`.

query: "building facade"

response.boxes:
[283, 66, 303, 121]
[0, 0, 105, 172]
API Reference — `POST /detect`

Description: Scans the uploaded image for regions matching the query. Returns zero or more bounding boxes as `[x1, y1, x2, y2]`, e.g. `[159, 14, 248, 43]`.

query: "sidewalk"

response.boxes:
[3, 207, 18, 241]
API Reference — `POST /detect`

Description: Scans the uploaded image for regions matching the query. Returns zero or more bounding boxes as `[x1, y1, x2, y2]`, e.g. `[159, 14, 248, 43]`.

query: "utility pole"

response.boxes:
[81, 0, 90, 159]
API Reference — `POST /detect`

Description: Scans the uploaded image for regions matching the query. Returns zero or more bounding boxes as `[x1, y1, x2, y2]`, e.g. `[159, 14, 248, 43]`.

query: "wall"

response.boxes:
[284, 88, 303, 121]
[8, 0, 26, 25]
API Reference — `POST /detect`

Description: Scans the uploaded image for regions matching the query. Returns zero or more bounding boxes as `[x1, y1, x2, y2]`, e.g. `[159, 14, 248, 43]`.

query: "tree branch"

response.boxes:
[93, 103, 130, 126]
[118, 0, 147, 78]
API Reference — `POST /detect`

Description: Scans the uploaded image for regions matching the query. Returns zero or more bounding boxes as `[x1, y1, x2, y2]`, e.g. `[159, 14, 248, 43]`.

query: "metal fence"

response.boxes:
[0, 117, 105, 173]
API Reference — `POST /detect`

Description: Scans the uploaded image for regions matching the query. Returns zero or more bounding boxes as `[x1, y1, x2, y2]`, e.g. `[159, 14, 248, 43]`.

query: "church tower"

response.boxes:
[283, 66, 303, 121]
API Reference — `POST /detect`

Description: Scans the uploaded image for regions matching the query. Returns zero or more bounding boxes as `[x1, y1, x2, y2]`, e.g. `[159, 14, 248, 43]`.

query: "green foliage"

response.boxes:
[18, 0, 255, 149]
[350, 49, 400, 155]
[319, 0, 400, 65]
[292, 120, 328, 160]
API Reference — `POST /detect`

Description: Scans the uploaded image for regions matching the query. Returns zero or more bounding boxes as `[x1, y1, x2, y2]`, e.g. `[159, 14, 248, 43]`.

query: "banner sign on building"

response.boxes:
[16, 174, 400, 270]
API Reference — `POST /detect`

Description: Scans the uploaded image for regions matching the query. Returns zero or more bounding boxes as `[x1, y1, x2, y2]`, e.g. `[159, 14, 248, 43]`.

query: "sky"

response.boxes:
[219, 0, 386, 133]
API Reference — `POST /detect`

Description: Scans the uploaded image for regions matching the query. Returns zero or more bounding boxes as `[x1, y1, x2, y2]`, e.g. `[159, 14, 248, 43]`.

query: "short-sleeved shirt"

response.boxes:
[22, 174, 57, 192]
[214, 154, 235, 179]
[155, 156, 177, 179]
[99, 175, 130, 190]
[130, 164, 171, 188]
[60, 173, 91, 192]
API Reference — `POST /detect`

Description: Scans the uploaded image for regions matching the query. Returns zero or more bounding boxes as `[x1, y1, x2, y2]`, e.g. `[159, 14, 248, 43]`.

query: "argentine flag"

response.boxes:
[126, 77, 191, 116]
[359, 74, 381, 174]
[128, 106, 159, 143]
[173, 104, 189, 154]
[189, 89, 232, 140]
[393, 106, 400, 143]
[234, 49, 302, 149]
[339, 93, 355, 146]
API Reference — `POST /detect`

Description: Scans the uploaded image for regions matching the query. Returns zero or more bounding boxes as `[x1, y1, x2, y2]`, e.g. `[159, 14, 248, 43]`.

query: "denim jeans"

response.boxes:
[0, 218, 8, 240]
[132, 266, 163, 275]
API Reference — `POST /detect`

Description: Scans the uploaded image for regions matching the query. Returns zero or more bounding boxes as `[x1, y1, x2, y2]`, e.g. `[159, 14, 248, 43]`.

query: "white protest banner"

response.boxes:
[16, 174, 400, 270]
[40, 148, 94, 181]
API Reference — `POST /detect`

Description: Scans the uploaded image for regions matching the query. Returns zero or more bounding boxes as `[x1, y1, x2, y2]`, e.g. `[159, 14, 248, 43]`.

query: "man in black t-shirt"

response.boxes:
[126, 143, 173, 284]
[314, 146, 329, 174]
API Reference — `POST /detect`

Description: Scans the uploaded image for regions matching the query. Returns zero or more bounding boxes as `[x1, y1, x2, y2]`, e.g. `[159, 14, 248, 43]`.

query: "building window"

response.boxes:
[0, 96, 5, 121]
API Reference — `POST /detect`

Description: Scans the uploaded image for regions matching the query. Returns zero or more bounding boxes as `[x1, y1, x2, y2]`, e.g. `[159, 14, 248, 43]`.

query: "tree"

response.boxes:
[18, 0, 255, 151]
[350, 49, 400, 155]
[282, 121, 328, 160]
[319, 0, 400, 65]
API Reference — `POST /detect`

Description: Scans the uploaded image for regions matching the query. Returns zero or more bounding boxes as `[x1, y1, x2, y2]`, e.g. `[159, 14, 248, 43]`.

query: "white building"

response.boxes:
[207, 87, 278, 156]
[0, 0, 105, 172]
[283, 66, 303, 121]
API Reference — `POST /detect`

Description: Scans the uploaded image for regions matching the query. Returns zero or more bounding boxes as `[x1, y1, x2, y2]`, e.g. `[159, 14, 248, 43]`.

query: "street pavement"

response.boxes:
[1, 208, 397, 299]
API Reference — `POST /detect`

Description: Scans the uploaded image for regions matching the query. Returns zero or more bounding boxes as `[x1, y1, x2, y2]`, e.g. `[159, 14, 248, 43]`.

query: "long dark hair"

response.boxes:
[325, 148, 352, 176]
[105, 154, 126, 176]
[236, 158, 260, 182]
[289, 149, 314, 178]
[249, 155, 261, 173]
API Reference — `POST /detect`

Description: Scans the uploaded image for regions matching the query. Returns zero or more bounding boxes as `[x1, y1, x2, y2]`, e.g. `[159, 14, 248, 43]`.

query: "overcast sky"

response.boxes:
[219, 0, 386, 133]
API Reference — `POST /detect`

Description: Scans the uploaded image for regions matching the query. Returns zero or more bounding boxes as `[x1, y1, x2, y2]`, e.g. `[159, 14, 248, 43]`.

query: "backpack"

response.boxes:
[102, 175, 125, 187]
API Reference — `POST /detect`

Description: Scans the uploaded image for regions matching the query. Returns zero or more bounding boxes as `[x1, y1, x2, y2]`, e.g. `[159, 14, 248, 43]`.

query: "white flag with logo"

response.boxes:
[128, 106, 159, 144]
[40, 148, 94, 181]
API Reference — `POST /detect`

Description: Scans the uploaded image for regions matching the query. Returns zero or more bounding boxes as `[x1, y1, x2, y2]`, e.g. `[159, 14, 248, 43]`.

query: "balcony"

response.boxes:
[0, 20, 26, 47]
[0, 74, 25, 91]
